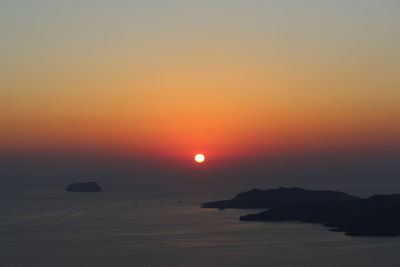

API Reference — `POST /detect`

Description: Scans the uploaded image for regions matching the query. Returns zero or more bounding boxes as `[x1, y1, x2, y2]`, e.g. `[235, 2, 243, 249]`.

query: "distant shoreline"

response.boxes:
[203, 187, 400, 237]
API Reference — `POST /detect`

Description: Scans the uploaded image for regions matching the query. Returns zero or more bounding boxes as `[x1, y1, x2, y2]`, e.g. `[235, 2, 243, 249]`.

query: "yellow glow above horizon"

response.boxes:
[0, 1, 399, 157]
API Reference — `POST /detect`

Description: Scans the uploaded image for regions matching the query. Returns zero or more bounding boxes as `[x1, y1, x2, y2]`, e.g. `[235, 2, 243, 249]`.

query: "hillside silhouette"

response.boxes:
[204, 187, 400, 236]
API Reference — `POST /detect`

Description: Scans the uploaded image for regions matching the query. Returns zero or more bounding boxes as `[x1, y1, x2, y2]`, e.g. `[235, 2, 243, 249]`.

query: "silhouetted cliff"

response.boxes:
[201, 187, 360, 209]
[204, 187, 400, 236]
[240, 194, 400, 236]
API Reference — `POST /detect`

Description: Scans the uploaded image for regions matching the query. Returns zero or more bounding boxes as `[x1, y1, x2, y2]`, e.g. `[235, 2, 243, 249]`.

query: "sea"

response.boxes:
[1, 191, 400, 267]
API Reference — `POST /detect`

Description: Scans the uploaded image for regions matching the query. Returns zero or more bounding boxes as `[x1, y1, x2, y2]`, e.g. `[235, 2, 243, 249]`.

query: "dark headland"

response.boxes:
[202, 187, 400, 236]
[65, 182, 102, 192]
[202, 187, 360, 209]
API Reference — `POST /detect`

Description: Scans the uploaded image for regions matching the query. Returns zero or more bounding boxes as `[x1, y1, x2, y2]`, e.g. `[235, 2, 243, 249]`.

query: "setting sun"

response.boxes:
[194, 154, 205, 163]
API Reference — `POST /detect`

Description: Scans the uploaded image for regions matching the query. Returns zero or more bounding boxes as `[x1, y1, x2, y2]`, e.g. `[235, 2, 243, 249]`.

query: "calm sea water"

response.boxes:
[1, 191, 400, 267]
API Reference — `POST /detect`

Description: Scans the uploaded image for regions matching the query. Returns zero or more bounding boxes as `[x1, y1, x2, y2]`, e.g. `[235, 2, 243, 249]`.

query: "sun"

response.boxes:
[194, 153, 205, 163]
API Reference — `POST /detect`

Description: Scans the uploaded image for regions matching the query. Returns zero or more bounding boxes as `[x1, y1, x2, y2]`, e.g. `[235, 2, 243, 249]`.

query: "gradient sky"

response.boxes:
[1, 0, 400, 167]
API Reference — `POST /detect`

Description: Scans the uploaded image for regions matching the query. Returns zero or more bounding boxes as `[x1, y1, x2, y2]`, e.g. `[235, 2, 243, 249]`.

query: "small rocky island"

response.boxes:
[65, 182, 102, 192]
[203, 187, 400, 236]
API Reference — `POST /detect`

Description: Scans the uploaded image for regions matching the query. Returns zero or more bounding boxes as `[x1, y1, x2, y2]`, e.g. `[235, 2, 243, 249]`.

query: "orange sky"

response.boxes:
[1, 1, 399, 162]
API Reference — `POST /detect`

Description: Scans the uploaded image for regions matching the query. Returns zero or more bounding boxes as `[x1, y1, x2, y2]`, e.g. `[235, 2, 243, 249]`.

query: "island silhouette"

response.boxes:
[203, 187, 400, 236]
[65, 182, 102, 192]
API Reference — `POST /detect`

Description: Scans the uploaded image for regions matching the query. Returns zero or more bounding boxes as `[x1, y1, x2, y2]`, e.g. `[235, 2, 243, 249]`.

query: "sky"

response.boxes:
[1, 1, 399, 194]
